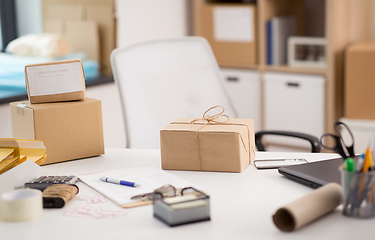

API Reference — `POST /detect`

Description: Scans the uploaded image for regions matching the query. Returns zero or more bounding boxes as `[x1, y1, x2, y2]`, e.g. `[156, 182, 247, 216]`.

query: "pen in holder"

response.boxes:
[341, 165, 375, 218]
[152, 187, 210, 227]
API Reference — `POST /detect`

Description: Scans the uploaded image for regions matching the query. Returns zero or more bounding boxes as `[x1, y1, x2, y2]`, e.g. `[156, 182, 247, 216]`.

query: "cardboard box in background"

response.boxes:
[10, 98, 105, 165]
[41, 0, 115, 75]
[44, 20, 100, 63]
[194, 3, 257, 68]
[25, 59, 86, 104]
[160, 118, 255, 173]
[345, 41, 375, 119]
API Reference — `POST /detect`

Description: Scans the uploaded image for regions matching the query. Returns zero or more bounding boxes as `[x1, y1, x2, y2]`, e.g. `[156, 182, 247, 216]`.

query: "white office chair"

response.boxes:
[110, 37, 237, 149]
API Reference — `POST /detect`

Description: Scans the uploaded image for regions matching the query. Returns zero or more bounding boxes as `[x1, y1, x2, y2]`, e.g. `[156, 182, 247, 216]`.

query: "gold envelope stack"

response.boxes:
[0, 138, 46, 174]
[160, 115, 255, 173]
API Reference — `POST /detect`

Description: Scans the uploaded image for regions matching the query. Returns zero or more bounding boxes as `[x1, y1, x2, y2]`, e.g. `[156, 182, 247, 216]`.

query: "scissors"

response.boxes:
[320, 121, 355, 159]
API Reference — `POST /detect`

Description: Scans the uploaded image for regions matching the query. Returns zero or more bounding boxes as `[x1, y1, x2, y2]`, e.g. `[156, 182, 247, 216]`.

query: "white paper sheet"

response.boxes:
[26, 62, 84, 96]
[0, 160, 43, 195]
[213, 7, 254, 42]
[79, 166, 198, 207]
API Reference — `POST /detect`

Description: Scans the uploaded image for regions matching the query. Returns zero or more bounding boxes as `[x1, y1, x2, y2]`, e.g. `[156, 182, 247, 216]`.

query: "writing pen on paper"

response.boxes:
[99, 177, 141, 188]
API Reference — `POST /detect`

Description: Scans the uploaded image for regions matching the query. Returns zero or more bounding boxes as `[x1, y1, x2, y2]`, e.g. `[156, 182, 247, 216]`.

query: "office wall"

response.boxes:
[115, 0, 189, 48]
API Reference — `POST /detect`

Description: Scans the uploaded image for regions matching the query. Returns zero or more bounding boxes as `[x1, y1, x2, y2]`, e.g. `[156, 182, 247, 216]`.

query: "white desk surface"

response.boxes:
[0, 149, 372, 240]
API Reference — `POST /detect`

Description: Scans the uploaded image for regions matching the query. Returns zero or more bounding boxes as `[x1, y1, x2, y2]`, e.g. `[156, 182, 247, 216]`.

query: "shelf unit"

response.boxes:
[192, 0, 374, 136]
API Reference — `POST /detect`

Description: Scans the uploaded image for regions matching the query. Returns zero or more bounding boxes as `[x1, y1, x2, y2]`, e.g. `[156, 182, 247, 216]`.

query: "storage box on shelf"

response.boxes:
[344, 41, 375, 120]
[41, 0, 115, 75]
[193, 1, 257, 68]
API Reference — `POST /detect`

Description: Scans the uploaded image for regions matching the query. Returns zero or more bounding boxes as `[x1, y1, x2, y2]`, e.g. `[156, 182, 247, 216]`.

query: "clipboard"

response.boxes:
[79, 165, 199, 208]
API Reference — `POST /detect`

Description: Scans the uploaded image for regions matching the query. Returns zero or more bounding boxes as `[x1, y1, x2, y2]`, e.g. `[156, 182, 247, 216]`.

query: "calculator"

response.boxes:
[24, 175, 79, 191]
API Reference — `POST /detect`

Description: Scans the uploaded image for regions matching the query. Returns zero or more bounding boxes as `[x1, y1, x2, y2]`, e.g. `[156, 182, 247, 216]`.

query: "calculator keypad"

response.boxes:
[25, 175, 79, 191]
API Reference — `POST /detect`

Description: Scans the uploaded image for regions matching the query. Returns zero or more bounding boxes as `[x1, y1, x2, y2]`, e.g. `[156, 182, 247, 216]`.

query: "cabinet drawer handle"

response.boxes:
[227, 77, 238, 82]
[287, 82, 299, 87]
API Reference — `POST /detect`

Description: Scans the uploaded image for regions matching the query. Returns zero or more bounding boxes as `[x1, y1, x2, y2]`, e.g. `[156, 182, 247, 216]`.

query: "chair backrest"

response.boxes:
[110, 37, 237, 149]
[255, 131, 321, 153]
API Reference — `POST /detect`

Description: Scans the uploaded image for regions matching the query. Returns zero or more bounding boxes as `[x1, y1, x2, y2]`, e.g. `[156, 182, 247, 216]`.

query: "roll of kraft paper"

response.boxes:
[0, 189, 43, 222]
[273, 183, 342, 232]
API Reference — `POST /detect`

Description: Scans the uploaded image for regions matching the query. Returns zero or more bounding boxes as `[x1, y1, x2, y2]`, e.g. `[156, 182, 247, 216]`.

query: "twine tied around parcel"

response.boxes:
[190, 105, 229, 125]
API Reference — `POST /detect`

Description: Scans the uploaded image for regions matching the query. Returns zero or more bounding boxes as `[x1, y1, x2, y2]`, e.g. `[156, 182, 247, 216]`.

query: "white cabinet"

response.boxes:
[221, 68, 260, 132]
[263, 72, 325, 148]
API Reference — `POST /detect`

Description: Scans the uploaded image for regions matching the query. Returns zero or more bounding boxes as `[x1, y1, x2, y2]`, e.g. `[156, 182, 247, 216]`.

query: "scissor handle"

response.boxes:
[334, 121, 355, 157]
[320, 133, 348, 159]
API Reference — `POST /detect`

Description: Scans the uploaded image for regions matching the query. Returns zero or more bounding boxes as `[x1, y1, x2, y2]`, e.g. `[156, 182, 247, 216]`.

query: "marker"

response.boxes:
[362, 148, 373, 173]
[345, 157, 355, 172]
[99, 177, 140, 188]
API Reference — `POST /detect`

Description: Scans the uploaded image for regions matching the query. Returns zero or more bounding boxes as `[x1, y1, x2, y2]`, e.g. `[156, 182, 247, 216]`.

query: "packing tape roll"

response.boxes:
[0, 189, 43, 222]
[273, 183, 343, 232]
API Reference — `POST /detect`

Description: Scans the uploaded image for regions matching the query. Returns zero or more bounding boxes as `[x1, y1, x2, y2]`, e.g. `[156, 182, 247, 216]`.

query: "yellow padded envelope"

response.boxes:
[16, 139, 46, 165]
[0, 138, 46, 174]
[0, 139, 20, 174]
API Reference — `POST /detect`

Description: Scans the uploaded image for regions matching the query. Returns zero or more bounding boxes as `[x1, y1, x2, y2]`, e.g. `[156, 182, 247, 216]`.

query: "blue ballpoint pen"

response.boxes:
[99, 177, 141, 188]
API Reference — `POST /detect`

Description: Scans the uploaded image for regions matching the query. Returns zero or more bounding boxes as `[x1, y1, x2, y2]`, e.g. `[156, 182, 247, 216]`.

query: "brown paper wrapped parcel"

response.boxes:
[160, 116, 255, 173]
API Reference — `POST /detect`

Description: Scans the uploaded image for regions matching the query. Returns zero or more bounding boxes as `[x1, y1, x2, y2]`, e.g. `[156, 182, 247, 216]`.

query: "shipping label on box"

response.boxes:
[25, 59, 86, 104]
[10, 98, 104, 165]
[161, 117, 255, 173]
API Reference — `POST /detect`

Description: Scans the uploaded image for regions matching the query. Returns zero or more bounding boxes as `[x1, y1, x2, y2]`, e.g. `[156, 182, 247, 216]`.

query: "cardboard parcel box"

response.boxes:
[194, 3, 257, 68]
[345, 41, 375, 119]
[25, 59, 86, 104]
[10, 98, 104, 165]
[160, 118, 255, 173]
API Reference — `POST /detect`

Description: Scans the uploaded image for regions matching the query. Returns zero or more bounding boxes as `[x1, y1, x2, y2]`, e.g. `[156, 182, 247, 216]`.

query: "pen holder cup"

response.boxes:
[340, 167, 375, 218]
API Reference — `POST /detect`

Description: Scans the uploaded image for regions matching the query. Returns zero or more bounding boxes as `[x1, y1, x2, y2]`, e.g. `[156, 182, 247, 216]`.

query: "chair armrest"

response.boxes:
[255, 131, 321, 153]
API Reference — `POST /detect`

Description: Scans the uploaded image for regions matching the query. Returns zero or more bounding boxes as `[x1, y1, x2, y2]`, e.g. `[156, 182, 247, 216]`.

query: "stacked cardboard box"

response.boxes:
[10, 60, 104, 165]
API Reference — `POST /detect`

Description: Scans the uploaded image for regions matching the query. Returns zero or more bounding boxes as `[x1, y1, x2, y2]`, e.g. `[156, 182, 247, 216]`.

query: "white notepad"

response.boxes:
[79, 166, 198, 208]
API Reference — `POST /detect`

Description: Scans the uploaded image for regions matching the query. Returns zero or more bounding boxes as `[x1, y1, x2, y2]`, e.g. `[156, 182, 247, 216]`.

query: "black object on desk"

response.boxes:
[42, 184, 79, 208]
[278, 158, 342, 188]
[255, 131, 321, 153]
[24, 175, 79, 191]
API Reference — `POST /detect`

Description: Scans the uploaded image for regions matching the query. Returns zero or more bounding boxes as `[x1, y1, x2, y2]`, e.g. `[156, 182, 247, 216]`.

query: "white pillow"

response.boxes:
[5, 34, 71, 58]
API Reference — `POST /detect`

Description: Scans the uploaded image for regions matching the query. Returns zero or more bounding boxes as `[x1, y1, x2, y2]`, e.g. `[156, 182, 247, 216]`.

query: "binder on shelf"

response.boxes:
[266, 20, 273, 65]
[267, 16, 296, 66]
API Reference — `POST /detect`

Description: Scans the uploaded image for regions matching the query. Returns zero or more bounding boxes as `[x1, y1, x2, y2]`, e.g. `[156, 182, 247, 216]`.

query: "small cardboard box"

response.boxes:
[194, 3, 257, 68]
[160, 118, 255, 173]
[10, 98, 104, 165]
[25, 59, 86, 104]
[345, 41, 375, 119]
